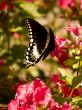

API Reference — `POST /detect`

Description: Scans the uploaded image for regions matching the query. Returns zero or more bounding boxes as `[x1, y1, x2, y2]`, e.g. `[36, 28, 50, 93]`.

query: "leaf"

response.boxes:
[53, 95, 67, 105]
[58, 68, 74, 85]
[0, 49, 7, 57]
[72, 96, 82, 108]
[64, 58, 78, 67]
[78, 100, 82, 108]
[0, 35, 3, 45]
[10, 27, 22, 32]
[73, 60, 82, 69]
[72, 75, 82, 88]
[7, 45, 26, 65]
[15, 1, 42, 17]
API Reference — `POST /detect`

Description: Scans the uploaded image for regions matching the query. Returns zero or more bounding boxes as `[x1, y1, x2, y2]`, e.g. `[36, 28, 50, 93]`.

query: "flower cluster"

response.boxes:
[51, 36, 71, 66]
[56, 0, 82, 19]
[51, 73, 80, 97]
[51, 24, 82, 67]
[57, 0, 75, 9]
[0, 0, 13, 10]
[8, 78, 72, 110]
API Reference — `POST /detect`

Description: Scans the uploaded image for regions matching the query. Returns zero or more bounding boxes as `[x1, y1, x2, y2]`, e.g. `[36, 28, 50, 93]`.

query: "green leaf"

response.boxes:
[10, 27, 22, 32]
[0, 49, 7, 57]
[0, 0, 3, 4]
[0, 35, 3, 45]
[58, 68, 74, 85]
[64, 58, 78, 67]
[73, 60, 82, 69]
[78, 100, 82, 108]
[15, 1, 42, 17]
[72, 96, 82, 107]
[72, 75, 82, 88]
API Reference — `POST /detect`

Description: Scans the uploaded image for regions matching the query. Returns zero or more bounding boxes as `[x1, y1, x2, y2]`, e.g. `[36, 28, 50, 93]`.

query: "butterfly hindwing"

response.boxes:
[24, 18, 55, 68]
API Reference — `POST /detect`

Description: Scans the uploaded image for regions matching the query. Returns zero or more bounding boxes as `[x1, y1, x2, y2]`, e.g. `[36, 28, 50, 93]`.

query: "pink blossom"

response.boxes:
[48, 99, 62, 110]
[62, 103, 71, 110]
[51, 36, 71, 65]
[51, 73, 60, 83]
[8, 78, 56, 110]
[61, 83, 79, 97]
[34, 87, 51, 105]
[66, 25, 82, 36]
[0, 0, 7, 10]
[8, 100, 18, 110]
[0, 0, 13, 10]
[33, 78, 52, 106]
[51, 25, 82, 65]
[51, 73, 79, 98]
[80, 0, 82, 9]
[51, 73, 66, 86]
[66, 25, 82, 52]
[55, 36, 71, 48]
[13, 32, 20, 39]
[51, 47, 69, 65]
[57, 0, 75, 9]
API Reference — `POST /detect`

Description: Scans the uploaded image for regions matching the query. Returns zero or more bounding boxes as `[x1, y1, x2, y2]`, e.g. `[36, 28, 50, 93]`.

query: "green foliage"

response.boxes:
[58, 68, 74, 85]
[72, 75, 82, 88]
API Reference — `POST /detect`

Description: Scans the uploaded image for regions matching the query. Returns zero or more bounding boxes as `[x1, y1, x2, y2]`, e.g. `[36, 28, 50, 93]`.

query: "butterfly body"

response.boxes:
[24, 18, 55, 68]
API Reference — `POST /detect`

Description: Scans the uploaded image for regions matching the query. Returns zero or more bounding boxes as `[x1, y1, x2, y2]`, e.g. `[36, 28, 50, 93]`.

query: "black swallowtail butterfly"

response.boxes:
[24, 18, 55, 68]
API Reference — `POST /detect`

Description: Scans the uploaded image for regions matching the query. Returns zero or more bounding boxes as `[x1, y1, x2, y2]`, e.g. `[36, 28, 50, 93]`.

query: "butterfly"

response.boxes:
[24, 18, 55, 68]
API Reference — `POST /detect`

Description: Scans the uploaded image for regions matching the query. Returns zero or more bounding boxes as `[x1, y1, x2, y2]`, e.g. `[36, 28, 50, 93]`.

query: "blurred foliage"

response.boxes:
[0, 0, 57, 105]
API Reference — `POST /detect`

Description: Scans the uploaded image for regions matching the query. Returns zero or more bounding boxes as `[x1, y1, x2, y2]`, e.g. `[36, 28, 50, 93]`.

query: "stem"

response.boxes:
[5, 0, 11, 53]
[69, 88, 74, 99]
[69, 59, 81, 98]
[77, 59, 80, 76]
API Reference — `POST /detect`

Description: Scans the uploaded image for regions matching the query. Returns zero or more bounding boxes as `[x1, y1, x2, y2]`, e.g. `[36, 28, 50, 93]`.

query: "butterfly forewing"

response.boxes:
[24, 18, 55, 68]
[25, 18, 48, 53]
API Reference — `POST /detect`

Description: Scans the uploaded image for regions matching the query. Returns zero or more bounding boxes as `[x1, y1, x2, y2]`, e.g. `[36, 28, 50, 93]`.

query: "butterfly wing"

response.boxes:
[24, 18, 55, 68]
[42, 28, 55, 60]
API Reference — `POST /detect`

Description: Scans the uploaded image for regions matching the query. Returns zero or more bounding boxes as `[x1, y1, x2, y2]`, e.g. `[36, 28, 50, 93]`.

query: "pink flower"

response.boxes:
[66, 24, 82, 54]
[0, 0, 13, 10]
[8, 78, 56, 110]
[57, 0, 75, 9]
[48, 99, 62, 110]
[66, 25, 82, 36]
[61, 83, 79, 97]
[51, 73, 66, 87]
[62, 103, 71, 110]
[8, 100, 18, 110]
[51, 47, 69, 65]
[51, 36, 71, 65]
[13, 32, 20, 39]
[51, 25, 82, 65]
[80, 0, 82, 9]
[51, 73, 60, 83]
[33, 79, 52, 106]
[51, 73, 80, 98]
[0, 0, 7, 10]
[55, 36, 71, 48]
